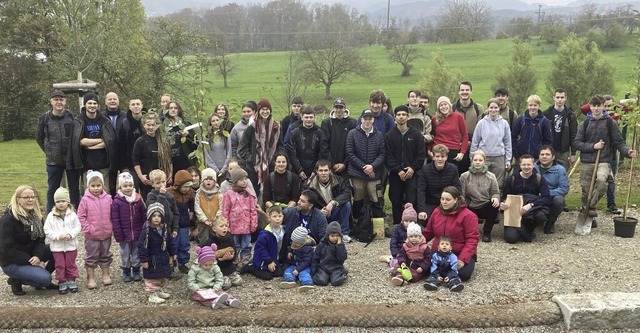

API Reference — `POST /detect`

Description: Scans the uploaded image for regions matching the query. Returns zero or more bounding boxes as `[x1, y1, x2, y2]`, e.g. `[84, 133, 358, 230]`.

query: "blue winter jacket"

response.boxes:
[252, 224, 284, 272]
[345, 126, 386, 180]
[511, 111, 553, 159]
[389, 223, 407, 257]
[534, 160, 569, 198]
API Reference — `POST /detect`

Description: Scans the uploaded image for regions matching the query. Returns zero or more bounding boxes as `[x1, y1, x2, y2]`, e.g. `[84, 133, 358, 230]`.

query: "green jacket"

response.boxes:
[187, 263, 223, 293]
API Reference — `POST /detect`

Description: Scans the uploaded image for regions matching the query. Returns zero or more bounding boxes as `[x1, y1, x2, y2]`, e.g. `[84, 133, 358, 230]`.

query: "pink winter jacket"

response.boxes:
[222, 188, 258, 235]
[77, 189, 113, 241]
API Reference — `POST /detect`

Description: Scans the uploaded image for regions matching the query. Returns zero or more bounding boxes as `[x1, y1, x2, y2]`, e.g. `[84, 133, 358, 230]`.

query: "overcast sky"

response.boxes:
[520, 0, 571, 5]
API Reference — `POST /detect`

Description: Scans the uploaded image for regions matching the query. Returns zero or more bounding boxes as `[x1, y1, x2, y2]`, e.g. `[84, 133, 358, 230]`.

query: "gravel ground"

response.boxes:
[0, 209, 639, 332]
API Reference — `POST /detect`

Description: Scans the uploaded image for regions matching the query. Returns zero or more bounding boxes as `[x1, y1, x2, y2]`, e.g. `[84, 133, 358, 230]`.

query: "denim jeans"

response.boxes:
[173, 227, 191, 265]
[2, 261, 55, 288]
[283, 265, 313, 285]
[233, 234, 252, 259]
[329, 201, 352, 235]
[46, 165, 80, 211]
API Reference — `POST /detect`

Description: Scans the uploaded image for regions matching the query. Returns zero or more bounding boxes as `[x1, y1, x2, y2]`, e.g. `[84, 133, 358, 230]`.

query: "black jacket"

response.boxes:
[0, 212, 51, 267]
[307, 173, 352, 207]
[543, 105, 578, 155]
[123, 109, 146, 168]
[311, 237, 347, 274]
[345, 126, 386, 180]
[287, 124, 321, 175]
[384, 126, 425, 174]
[66, 109, 118, 172]
[417, 162, 461, 212]
[102, 108, 128, 170]
[36, 109, 75, 166]
[319, 112, 356, 166]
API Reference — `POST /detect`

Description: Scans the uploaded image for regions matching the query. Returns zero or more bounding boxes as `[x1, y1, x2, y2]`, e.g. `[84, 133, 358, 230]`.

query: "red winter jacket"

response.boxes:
[422, 204, 479, 265]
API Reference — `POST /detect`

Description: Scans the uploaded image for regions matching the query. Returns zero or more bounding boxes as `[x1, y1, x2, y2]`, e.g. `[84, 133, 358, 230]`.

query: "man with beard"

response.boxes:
[282, 190, 328, 258]
[123, 98, 147, 189]
[453, 81, 484, 175]
[308, 160, 353, 243]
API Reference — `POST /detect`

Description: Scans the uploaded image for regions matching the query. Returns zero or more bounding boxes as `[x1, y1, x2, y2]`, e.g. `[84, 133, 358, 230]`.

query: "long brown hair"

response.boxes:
[144, 112, 171, 176]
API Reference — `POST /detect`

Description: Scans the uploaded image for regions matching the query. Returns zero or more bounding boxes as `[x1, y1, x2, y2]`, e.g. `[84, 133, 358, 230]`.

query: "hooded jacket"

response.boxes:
[111, 192, 146, 243]
[423, 204, 479, 265]
[396, 236, 430, 272]
[44, 208, 81, 252]
[287, 123, 321, 175]
[66, 108, 118, 172]
[37, 109, 75, 166]
[288, 236, 316, 271]
[307, 173, 352, 207]
[311, 222, 347, 274]
[138, 223, 175, 279]
[534, 160, 569, 198]
[77, 189, 113, 241]
[390, 223, 407, 257]
[470, 115, 512, 161]
[320, 110, 357, 167]
[511, 110, 553, 159]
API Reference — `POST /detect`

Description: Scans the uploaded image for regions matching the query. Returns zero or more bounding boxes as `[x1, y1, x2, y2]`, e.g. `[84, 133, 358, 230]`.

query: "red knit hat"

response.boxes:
[258, 98, 272, 111]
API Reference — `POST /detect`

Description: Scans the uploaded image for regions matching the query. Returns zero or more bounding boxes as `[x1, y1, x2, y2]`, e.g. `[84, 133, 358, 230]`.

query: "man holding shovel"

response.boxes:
[574, 95, 636, 233]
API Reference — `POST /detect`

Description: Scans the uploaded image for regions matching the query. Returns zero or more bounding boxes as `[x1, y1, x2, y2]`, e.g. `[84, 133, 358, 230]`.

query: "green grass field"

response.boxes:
[204, 37, 639, 122]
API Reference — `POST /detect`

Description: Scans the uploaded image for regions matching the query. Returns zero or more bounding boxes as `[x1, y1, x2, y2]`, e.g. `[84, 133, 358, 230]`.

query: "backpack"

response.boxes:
[352, 203, 382, 245]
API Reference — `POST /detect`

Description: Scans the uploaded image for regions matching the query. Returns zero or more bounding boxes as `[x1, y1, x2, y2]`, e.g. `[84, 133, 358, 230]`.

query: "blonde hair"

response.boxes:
[471, 150, 486, 160]
[9, 185, 43, 221]
[149, 169, 167, 183]
[432, 144, 449, 156]
[527, 95, 541, 106]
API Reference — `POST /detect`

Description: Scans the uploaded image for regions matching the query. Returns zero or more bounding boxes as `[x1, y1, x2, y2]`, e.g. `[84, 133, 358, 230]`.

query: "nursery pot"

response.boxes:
[613, 217, 638, 238]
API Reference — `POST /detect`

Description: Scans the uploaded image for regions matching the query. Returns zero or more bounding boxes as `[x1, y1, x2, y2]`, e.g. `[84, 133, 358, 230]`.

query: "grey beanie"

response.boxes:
[147, 202, 165, 221]
[325, 221, 342, 237]
[291, 226, 308, 245]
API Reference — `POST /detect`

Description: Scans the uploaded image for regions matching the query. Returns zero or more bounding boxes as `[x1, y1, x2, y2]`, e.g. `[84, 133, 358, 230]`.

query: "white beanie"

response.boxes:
[407, 222, 422, 237]
[86, 170, 104, 185]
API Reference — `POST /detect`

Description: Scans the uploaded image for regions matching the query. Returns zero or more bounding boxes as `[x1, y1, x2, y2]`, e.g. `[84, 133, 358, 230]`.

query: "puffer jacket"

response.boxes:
[43, 208, 81, 252]
[77, 189, 113, 241]
[345, 126, 386, 180]
[389, 223, 407, 257]
[111, 192, 146, 243]
[417, 162, 462, 212]
[222, 188, 258, 235]
[138, 224, 175, 279]
[423, 204, 479, 265]
[36, 109, 75, 166]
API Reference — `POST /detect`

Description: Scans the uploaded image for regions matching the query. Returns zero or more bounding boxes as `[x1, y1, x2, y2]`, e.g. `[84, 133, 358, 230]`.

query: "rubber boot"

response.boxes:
[86, 268, 97, 290]
[132, 267, 142, 281]
[102, 267, 112, 286]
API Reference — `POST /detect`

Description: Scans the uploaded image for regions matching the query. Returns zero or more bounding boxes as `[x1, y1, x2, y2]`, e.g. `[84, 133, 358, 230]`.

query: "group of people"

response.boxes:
[0, 84, 635, 301]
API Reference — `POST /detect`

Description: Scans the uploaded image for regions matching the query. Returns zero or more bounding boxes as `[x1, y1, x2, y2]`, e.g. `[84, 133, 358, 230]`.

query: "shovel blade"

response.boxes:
[575, 210, 593, 235]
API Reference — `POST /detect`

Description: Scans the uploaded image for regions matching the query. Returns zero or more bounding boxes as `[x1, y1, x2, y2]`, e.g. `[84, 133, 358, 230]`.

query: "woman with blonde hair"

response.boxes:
[459, 150, 500, 242]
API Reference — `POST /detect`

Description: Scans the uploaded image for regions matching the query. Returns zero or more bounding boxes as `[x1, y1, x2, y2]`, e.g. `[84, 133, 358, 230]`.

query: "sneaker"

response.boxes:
[423, 282, 438, 291]
[279, 281, 296, 289]
[67, 280, 78, 293]
[482, 233, 492, 243]
[342, 235, 352, 243]
[591, 219, 598, 228]
[226, 298, 243, 308]
[450, 283, 464, 292]
[178, 265, 190, 274]
[391, 276, 405, 286]
[156, 288, 171, 299]
[58, 281, 68, 294]
[608, 205, 621, 214]
[123, 270, 132, 283]
[298, 284, 315, 292]
[229, 272, 243, 286]
[148, 293, 166, 304]
[211, 293, 228, 309]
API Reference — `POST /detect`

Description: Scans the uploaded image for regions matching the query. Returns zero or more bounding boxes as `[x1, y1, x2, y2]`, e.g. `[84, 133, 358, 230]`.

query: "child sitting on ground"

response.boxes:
[200, 218, 243, 289]
[312, 221, 347, 286]
[223, 168, 258, 267]
[391, 222, 430, 286]
[167, 169, 195, 274]
[280, 226, 315, 292]
[241, 206, 285, 280]
[138, 203, 177, 303]
[44, 187, 81, 294]
[193, 168, 224, 244]
[379, 203, 414, 266]
[423, 236, 464, 292]
[188, 244, 242, 309]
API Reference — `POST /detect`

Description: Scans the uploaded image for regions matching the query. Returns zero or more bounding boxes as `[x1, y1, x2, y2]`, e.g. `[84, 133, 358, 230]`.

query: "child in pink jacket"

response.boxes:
[223, 168, 257, 267]
[78, 170, 113, 290]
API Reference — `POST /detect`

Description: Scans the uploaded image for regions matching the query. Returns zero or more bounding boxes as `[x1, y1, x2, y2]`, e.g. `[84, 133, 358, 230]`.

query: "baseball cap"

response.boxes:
[361, 109, 374, 118]
[50, 91, 66, 98]
[333, 98, 346, 107]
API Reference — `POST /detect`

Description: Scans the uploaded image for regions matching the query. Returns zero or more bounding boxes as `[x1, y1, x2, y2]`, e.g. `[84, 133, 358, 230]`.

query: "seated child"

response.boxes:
[280, 226, 315, 292]
[423, 236, 464, 292]
[312, 221, 347, 286]
[199, 218, 243, 289]
[380, 203, 414, 265]
[391, 222, 430, 287]
[188, 245, 242, 309]
[241, 206, 285, 280]
[138, 203, 176, 304]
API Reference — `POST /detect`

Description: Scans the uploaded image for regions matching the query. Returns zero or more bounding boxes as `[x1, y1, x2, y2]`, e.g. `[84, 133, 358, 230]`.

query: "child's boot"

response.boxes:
[67, 280, 79, 293]
[122, 268, 132, 283]
[226, 297, 243, 308]
[58, 281, 68, 294]
[211, 292, 228, 309]
[101, 267, 112, 286]
[157, 288, 171, 299]
[148, 292, 165, 304]
[86, 268, 97, 290]
[132, 267, 142, 281]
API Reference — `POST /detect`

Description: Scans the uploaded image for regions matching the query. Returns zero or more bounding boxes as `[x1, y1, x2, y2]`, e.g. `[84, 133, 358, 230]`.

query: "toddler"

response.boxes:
[193, 168, 224, 244]
[223, 168, 257, 266]
[146, 169, 180, 238]
[312, 221, 347, 286]
[43, 187, 81, 294]
[167, 169, 195, 274]
[77, 170, 113, 289]
[111, 172, 146, 282]
[188, 245, 242, 309]
[138, 202, 177, 303]
[380, 203, 414, 265]
[391, 222, 430, 286]
[200, 218, 242, 289]
[423, 236, 464, 292]
[242, 206, 285, 280]
[280, 226, 315, 292]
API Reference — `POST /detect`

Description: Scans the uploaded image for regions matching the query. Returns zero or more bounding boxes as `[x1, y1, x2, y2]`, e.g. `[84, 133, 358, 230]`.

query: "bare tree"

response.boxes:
[387, 33, 421, 77]
[212, 51, 237, 88]
[437, 0, 492, 43]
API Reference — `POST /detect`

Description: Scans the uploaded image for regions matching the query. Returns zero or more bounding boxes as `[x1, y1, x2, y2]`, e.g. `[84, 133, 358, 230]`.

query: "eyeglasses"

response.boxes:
[19, 196, 37, 200]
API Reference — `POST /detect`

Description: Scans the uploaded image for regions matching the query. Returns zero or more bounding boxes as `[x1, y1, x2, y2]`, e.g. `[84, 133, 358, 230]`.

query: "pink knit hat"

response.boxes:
[402, 203, 417, 222]
[196, 244, 217, 265]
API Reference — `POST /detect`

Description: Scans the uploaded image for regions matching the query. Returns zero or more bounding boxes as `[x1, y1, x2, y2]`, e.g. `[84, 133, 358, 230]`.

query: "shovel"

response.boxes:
[575, 149, 601, 235]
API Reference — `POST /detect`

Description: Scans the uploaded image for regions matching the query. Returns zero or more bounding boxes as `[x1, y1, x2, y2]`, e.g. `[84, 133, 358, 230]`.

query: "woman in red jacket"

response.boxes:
[430, 96, 468, 174]
[422, 186, 479, 283]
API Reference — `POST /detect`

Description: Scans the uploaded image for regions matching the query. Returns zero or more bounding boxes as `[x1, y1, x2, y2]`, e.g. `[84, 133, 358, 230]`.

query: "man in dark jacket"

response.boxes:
[308, 160, 353, 242]
[37, 91, 80, 210]
[543, 88, 578, 171]
[512, 95, 553, 160]
[67, 92, 118, 194]
[319, 98, 356, 177]
[453, 81, 484, 175]
[385, 105, 425, 225]
[102, 92, 127, 195]
[287, 105, 321, 185]
[282, 190, 328, 261]
[123, 98, 147, 190]
[346, 109, 386, 217]
[416, 144, 461, 222]
[280, 96, 303, 143]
